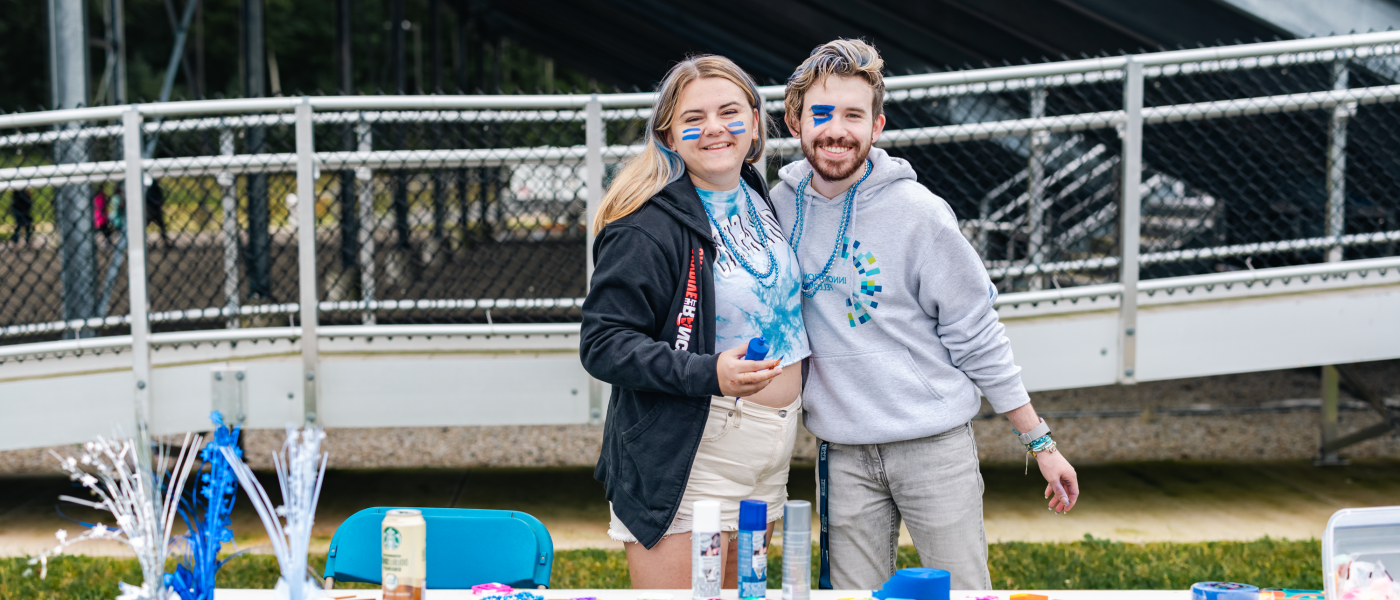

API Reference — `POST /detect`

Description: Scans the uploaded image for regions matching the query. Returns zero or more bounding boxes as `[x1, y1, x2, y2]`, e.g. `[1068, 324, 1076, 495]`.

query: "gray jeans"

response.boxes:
[818, 422, 992, 591]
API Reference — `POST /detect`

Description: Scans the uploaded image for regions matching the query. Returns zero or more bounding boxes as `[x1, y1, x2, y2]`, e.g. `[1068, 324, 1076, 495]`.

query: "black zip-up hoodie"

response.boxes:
[581, 163, 773, 549]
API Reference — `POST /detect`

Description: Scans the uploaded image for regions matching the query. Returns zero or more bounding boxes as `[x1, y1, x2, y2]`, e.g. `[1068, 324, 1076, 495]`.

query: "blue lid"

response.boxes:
[873, 568, 950, 600]
[738, 499, 767, 531]
[1191, 582, 1259, 600]
[744, 337, 769, 361]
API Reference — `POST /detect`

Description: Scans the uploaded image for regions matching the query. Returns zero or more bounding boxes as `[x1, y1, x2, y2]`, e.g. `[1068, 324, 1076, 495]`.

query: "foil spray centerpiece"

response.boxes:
[221, 422, 329, 600]
[165, 411, 246, 600]
[28, 431, 203, 600]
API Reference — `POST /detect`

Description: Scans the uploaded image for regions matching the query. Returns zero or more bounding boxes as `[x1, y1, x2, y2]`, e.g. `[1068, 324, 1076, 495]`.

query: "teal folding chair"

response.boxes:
[323, 507, 553, 589]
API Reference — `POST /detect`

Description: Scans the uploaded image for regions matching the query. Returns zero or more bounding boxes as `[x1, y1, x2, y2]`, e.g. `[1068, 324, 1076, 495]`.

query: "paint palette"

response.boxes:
[1259, 591, 1325, 599]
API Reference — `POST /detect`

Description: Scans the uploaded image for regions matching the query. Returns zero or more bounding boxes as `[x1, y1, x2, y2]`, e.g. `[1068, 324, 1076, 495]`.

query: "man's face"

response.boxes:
[787, 75, 886, 183]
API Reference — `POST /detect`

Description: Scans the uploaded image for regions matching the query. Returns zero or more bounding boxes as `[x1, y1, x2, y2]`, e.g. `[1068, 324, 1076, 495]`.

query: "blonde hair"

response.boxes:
[592, 55, 768, 234]
[784, 39, 886, 132]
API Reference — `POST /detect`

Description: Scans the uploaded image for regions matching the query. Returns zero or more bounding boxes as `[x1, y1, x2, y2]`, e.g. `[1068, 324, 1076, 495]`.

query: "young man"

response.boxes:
[770, 39, 1081, 591]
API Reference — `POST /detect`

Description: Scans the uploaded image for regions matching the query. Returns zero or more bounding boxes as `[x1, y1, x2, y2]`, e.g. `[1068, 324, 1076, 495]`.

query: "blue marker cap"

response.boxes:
[739, 499, 767, 531]
[743, 337, 770, 361]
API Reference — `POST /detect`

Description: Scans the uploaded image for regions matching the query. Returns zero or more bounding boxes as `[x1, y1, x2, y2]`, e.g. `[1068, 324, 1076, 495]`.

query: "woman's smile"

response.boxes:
[670, 76, 760, 191]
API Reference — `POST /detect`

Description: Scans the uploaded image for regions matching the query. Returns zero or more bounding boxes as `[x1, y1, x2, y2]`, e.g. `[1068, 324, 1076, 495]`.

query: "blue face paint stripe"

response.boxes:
[812, 104, 834, 127]
[727, 121, 747, 135]
[681, 128, 701, 140]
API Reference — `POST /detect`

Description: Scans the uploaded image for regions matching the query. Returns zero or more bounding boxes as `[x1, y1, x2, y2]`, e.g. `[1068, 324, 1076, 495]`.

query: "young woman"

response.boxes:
[580, 55, 810, 588]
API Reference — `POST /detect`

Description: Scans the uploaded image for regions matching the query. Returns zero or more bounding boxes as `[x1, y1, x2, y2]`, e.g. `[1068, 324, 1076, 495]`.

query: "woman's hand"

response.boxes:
[1036, 448, 1079, 514]
[716, 343, 782, 397]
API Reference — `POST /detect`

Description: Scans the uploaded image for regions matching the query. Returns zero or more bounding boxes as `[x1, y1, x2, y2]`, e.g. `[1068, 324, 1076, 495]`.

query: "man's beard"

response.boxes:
[801, 132, 872, 184]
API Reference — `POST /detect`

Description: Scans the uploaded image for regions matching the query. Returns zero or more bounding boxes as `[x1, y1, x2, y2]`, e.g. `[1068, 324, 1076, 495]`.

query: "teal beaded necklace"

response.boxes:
[701, 182, 779, 288]
[789, 159, 874, 298]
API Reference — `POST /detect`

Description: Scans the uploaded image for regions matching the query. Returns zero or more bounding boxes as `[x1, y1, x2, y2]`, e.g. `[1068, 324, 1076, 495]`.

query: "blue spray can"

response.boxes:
[744, 336, 770, 362]
[737, 499, 768, 599]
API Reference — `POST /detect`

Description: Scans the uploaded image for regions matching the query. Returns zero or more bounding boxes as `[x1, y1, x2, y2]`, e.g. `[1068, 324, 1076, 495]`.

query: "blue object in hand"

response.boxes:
[744, 337, 770, 361]
[873, 568, 950, 600]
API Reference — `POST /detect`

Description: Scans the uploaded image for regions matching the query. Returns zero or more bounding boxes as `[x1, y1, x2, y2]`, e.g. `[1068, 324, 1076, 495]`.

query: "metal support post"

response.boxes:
[219, 127, 240, 328]
[1320, 365, 1399, 458]
[49, 0, 98, 333]
[122, 108, 156, 503]
[141, 0, 199, 158]
[242, 0, 270, 299]
[1118, 58, 1143, 386]
[295, 99, 320, 425]
[585, 95, 604, 425]
[1326, 59, 1352, 264]
[1318, 59, 1355, 464]
[356, 121, 376, 325]
[111, 0, 126, 104]
[1317, 364, 1343, 464]
[1026, 86, 1048, 291]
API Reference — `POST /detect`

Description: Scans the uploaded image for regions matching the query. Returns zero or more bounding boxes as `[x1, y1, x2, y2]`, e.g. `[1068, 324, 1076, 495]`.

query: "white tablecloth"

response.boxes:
[214, 589, 1191, 600]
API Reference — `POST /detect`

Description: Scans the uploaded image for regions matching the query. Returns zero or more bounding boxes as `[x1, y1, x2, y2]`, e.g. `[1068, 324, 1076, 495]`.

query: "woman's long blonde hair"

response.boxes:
[591, 55, 768, 234]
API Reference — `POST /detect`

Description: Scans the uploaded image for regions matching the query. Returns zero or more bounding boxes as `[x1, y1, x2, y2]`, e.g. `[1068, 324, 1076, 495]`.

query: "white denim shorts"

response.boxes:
[608, 395, 802, 542]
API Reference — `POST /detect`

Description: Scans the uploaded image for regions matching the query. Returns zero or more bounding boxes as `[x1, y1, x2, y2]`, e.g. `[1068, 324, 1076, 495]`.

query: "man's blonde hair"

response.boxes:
[784, 39, 886, 132]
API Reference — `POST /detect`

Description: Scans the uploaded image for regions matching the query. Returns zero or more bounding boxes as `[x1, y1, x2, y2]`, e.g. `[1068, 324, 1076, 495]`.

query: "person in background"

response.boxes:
[144, 175, 170, 248]
[109, 187, 126, 242]
[8, 188, 34, 245]
[581, 55, 810, 588]
[770, 39, 1081, 591]
[93, 185, 112, 245]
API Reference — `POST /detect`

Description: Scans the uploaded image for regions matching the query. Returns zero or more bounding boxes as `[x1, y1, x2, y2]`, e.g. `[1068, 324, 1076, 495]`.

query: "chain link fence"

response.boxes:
[3, 36, 1399, 347]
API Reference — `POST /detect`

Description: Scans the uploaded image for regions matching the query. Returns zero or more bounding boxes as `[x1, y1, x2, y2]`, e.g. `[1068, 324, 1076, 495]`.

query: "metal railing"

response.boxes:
[1, 32, 1399, 413]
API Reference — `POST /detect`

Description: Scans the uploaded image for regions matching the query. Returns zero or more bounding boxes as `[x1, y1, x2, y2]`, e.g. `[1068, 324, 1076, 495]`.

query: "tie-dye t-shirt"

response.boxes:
[697, 182, 811, 368]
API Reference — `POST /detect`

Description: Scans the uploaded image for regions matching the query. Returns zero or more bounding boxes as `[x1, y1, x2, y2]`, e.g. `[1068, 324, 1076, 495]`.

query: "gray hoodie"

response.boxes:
[771, 147, 1030, 445]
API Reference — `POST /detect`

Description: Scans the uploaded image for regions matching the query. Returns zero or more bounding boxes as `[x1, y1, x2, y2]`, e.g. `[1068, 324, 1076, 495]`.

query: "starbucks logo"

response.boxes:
[385, 573, 399, 588]
[383, 527, 401, 551]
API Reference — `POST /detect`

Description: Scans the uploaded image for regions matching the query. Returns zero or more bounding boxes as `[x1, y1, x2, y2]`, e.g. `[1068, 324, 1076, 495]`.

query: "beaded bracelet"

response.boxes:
[1020, 434, 1057, 474]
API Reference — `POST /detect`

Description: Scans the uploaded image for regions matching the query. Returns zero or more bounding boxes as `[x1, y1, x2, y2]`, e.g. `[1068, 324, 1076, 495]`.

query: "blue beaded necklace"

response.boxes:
[789, 159, 874, 298]
[701, 182, 779, 288]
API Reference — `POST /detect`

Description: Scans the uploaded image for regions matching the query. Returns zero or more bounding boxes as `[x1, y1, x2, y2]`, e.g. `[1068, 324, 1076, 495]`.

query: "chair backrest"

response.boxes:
[323, 507, 553, 589]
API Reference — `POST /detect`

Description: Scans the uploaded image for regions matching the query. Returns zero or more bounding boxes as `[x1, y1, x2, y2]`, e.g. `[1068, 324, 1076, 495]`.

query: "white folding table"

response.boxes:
[214, 589, 1191, 600]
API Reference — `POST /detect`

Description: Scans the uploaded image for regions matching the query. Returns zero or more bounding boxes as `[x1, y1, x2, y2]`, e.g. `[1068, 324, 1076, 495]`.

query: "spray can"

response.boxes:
[692, 500, 723, 600]
[738, 500, 768, 599]
[782, 500, 811, 600]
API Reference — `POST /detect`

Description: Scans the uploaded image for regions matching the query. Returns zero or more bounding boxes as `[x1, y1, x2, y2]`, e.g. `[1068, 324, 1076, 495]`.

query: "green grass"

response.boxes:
[0, 538, 1320, 598]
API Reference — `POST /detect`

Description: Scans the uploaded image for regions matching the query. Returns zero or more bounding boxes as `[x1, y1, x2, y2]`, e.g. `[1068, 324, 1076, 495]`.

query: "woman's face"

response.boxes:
[667, 77, 759, 190]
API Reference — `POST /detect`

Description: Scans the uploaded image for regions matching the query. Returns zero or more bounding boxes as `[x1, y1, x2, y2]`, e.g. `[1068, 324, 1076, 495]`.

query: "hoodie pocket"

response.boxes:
[810, 347, 943, 402]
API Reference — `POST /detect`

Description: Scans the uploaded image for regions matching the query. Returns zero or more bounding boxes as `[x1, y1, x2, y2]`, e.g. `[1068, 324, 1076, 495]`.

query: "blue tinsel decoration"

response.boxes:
[164, 411, 244, 600]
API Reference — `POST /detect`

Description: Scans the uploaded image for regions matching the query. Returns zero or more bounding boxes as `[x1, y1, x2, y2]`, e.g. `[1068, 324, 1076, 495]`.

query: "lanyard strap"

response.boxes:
[818, 441, 832, 590]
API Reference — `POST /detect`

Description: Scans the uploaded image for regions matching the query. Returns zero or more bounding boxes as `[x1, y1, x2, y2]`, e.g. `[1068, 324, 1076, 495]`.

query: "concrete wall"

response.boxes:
[4, 360, 1395, 474]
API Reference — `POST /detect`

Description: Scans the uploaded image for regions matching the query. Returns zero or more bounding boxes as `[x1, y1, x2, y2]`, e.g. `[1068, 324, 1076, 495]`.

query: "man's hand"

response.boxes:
[1036, 448, 1079, 514]
[716, 343, 782, 397]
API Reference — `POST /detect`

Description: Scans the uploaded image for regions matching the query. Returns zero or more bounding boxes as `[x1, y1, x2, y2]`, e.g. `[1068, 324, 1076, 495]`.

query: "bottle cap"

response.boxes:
[739, 500, 767, 531]
[783, 501, 811, 532]
[693, 500, 721, 533]
[744, 337, 770, 361]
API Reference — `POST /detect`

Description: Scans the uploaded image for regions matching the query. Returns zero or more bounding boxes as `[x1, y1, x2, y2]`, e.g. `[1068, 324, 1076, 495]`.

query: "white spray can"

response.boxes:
[692, 500, 723, 600]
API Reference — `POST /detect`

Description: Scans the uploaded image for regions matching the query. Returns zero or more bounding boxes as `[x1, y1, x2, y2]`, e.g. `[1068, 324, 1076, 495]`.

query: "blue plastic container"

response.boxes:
[1191, 582, 1260, 600]
[872, 568, 950, 600]
[737, 500, 767, 599]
